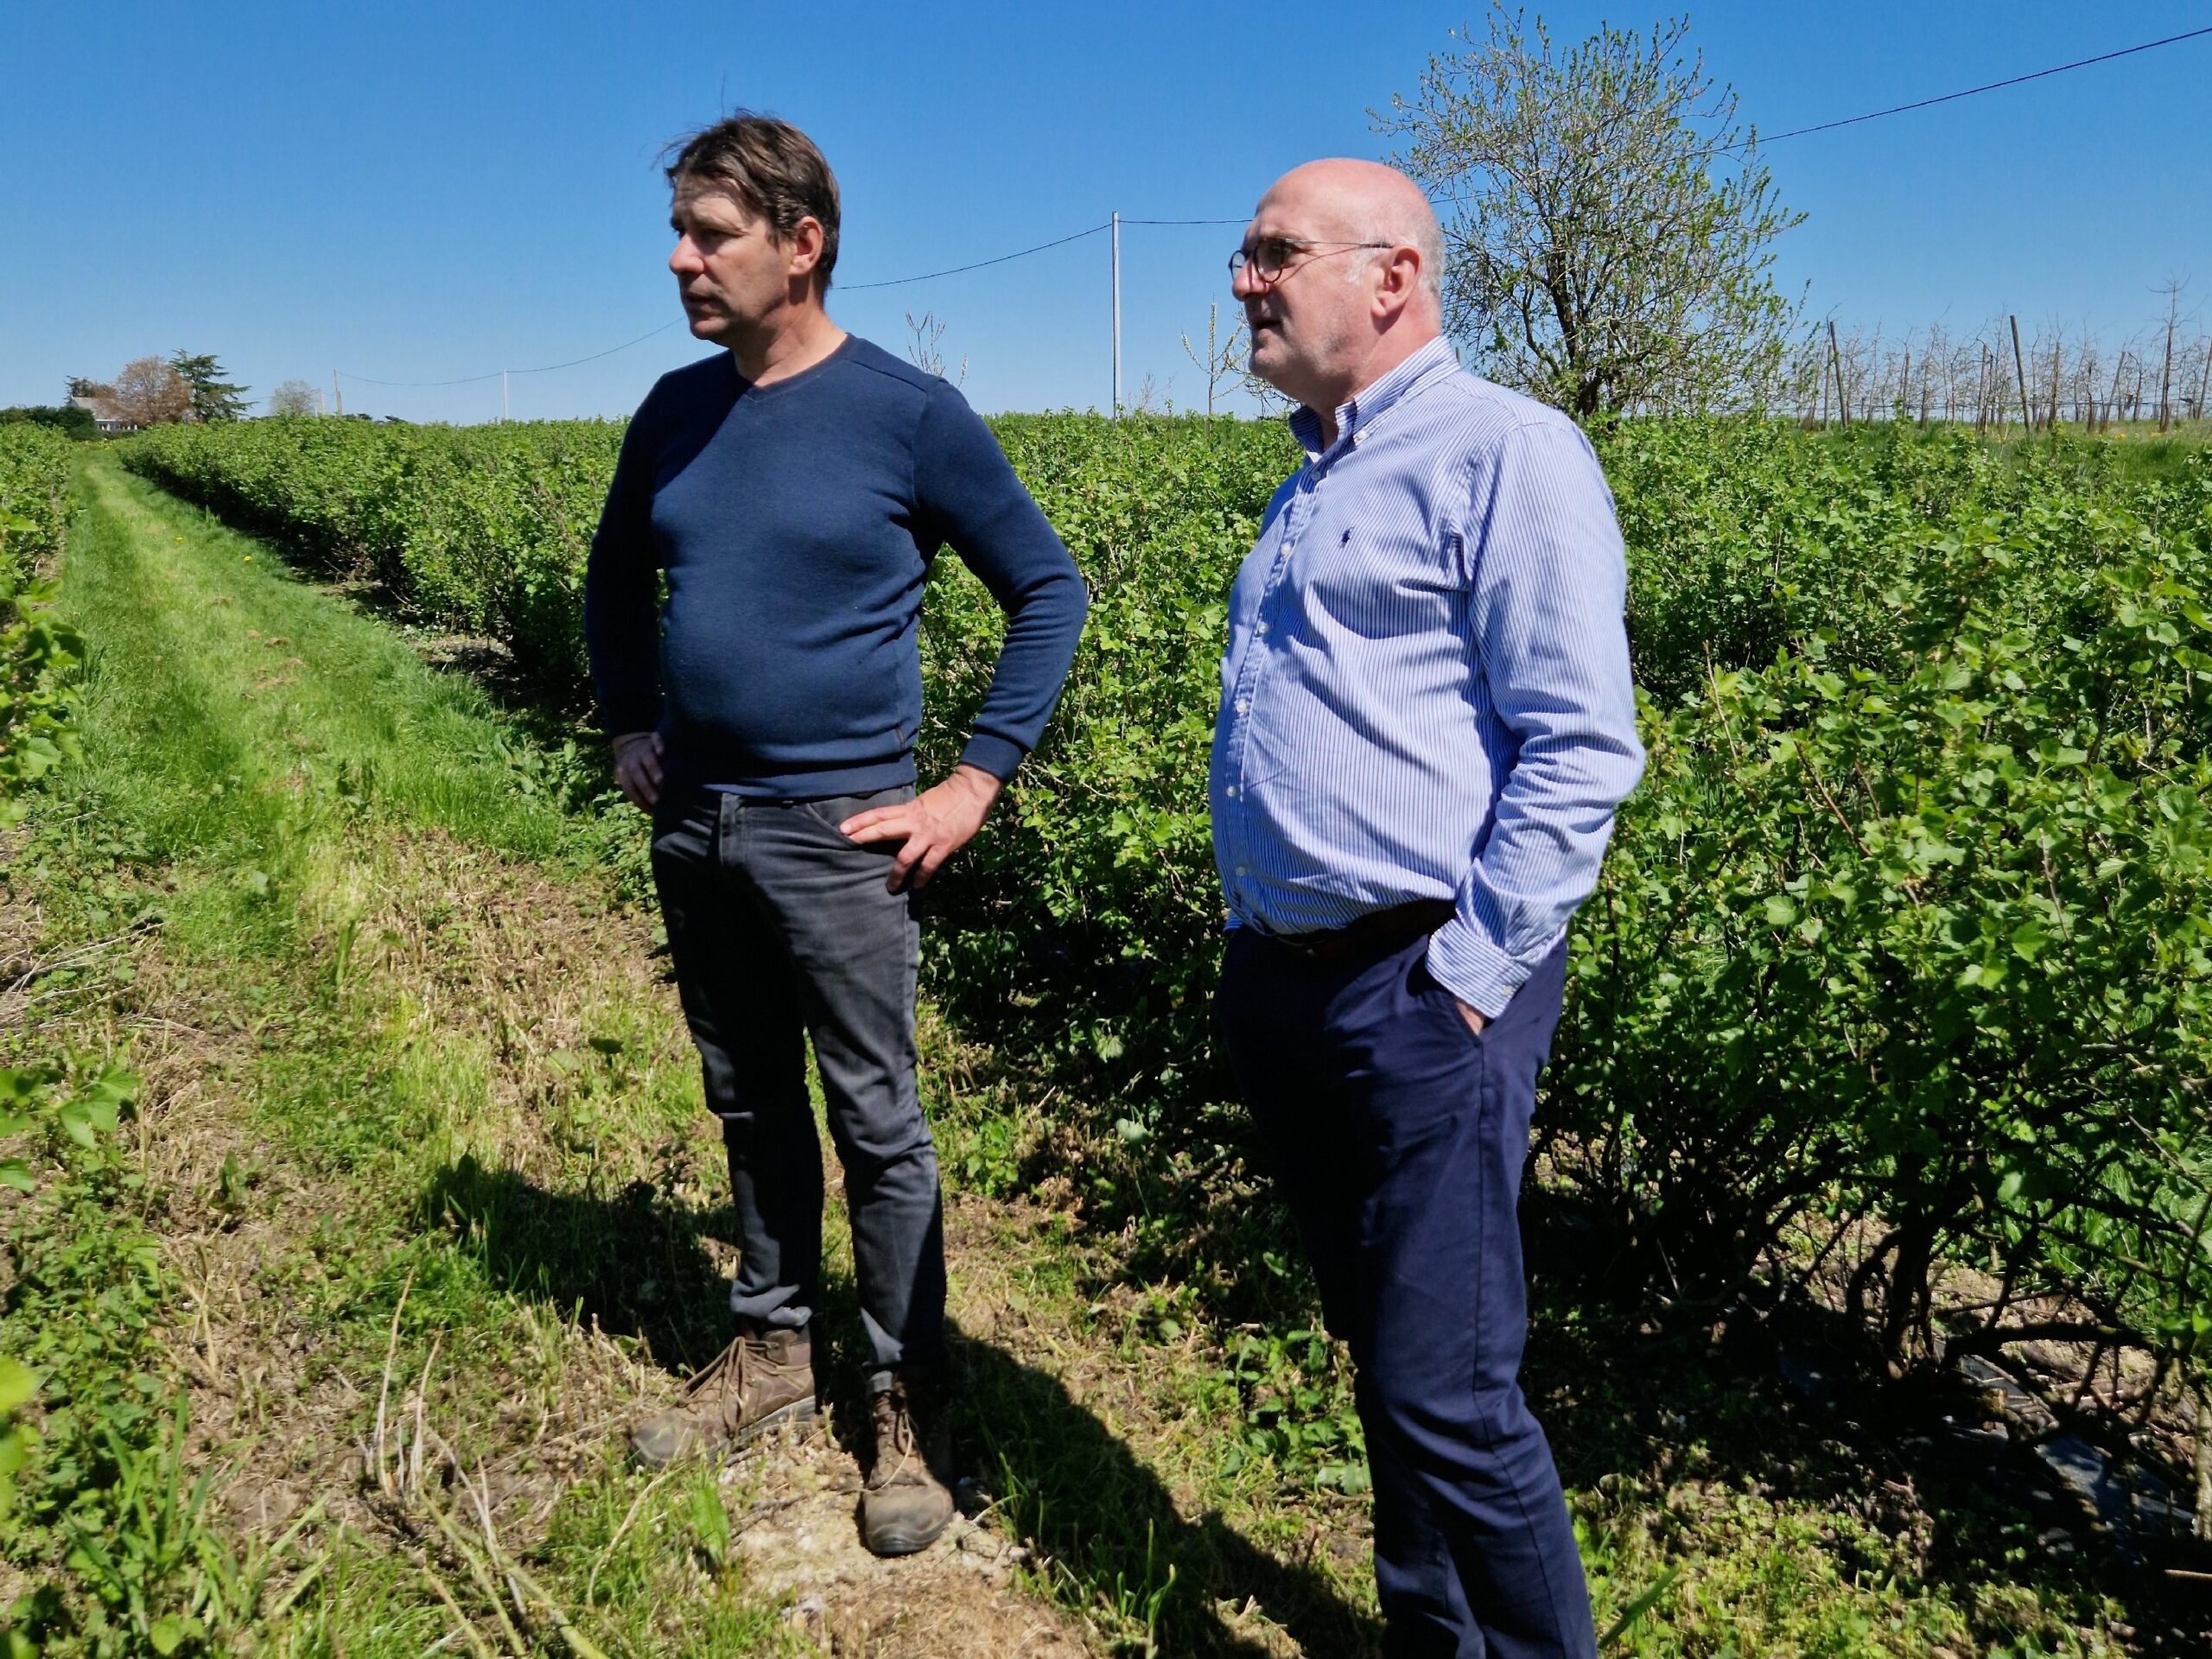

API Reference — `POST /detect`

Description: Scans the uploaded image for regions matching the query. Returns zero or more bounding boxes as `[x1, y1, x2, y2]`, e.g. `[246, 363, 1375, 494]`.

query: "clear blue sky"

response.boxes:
[4, 2, 2208, 422]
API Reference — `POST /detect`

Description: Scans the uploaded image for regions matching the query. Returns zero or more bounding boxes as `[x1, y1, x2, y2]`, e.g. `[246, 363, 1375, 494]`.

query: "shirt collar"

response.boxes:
[1287, 336, 1459, 461]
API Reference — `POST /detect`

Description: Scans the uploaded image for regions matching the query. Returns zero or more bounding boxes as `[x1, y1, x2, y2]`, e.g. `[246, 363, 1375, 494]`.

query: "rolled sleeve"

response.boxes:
[1425, 418, 1645, 1018]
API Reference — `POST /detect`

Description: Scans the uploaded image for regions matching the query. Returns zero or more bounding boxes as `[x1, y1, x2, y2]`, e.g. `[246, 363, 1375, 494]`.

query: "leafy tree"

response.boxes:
[65, 377, 111, 401]
[109, 357, 194, 428]
[264, 378, 322, 417]
[168, 351, 249, 422]
[1376, 6, 1802, 419]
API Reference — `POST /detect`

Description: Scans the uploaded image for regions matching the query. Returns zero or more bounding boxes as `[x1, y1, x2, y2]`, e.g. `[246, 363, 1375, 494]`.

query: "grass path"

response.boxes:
[5, 461, 1119, 1655]
[1, 457, 2152, 1657]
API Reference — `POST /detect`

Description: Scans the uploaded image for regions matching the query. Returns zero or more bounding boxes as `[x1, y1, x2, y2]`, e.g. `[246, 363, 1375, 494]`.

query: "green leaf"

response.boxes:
[687, 1482, 731, 1560]
[1600, 1564, 1681, 1649]
[0, 1359, 38, 1416]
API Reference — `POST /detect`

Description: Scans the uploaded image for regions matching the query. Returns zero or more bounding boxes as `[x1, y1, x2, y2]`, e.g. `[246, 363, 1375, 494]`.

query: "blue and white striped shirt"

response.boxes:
[1209, 337, 1645, 1017]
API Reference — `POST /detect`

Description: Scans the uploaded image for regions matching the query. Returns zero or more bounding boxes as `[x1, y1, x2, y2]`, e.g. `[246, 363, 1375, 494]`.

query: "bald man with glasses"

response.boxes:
[1211, 159, 1643, 1659]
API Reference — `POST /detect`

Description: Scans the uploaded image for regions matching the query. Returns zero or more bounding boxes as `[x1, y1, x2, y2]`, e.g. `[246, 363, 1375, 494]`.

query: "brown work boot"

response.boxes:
[628, 1324, 816, 1469]
[856, 1369, 955, 1556]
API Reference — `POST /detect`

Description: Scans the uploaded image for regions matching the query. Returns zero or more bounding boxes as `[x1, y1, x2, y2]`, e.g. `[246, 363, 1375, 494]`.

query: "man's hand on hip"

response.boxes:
[840, 765, 1004, 893]
[1456, 1001, 1488, 1038]
[613, 731, 663, 811]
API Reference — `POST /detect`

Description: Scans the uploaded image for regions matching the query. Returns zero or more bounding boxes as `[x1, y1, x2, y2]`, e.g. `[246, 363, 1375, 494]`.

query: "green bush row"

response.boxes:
[124, 416, 622, 683]
[1, 424, 84, 819]
[121, 412, 2212, 1400]
[0, 423, 73, 581]
[3, 422, 241, 1652]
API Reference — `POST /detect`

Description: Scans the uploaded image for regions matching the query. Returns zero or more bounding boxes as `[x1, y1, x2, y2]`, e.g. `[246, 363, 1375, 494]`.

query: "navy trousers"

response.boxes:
[1218, 928, 1594, 1659]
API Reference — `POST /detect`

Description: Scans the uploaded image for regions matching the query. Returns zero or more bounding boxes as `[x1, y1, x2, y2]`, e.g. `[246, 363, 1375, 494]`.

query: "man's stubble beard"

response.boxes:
[1254, 317, 1357, 411]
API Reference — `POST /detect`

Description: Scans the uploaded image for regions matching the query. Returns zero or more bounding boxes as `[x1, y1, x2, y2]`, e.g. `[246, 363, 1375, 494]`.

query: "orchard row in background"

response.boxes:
[108, 412, 2212, 1465]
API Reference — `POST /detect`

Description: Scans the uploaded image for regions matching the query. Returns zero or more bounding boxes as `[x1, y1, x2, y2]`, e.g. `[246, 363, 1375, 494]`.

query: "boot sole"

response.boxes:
[859, 1511, 953, 1558]
[858, 1486, 956, 1558]
[628, 1395, 818, 1470]
[730, 1395, 818, 1452]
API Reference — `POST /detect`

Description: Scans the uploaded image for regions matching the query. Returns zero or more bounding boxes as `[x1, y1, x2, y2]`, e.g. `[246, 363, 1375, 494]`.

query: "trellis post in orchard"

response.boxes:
[2158, 307, 2177, 433]
[1827, 321, 1849, 430]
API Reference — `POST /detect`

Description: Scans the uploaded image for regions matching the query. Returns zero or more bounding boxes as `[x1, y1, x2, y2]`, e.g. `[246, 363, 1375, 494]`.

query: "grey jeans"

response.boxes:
[650, 780, 943, 1378]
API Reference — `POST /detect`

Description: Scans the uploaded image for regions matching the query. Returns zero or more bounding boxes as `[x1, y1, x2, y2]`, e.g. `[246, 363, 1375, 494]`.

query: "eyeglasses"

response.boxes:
[1229, 236, 1394, 284]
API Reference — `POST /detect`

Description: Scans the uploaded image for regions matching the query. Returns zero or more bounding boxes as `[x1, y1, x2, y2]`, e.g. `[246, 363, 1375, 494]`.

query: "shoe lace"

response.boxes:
[870, 1387, 918, 1486]
[683, 1331, 761, 1406]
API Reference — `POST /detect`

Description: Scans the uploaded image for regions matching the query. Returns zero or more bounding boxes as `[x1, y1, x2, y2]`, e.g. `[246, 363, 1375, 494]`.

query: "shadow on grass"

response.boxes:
[1515, 1207, 2212, 1653]
[916, 969, 2212, 1648]
[419, 1154, 1386, 1657]
[422, 1153, 738, 1376]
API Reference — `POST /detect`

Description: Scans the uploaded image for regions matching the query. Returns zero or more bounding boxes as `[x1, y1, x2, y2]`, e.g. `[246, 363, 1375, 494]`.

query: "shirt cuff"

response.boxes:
[1425, 914, 1538, 1020]
[957, 731, 1027, 781]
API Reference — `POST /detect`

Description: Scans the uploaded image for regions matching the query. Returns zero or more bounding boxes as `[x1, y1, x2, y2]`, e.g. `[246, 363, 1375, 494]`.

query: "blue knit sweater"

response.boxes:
[583, 336, 1088, 797]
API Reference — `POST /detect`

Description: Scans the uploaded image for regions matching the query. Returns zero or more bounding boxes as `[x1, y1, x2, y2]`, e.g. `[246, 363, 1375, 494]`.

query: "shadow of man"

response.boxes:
[422, 1154, 1384, 1656]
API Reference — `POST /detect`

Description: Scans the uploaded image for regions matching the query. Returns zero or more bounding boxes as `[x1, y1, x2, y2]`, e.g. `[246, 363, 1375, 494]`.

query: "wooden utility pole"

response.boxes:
[2008, 315, 2033, 440]
[2046, 340, 2062, 433]
[1827, 321, 1850, 429]
[1975, 344, 1992, 436]
[1110, 211, 1122, 417]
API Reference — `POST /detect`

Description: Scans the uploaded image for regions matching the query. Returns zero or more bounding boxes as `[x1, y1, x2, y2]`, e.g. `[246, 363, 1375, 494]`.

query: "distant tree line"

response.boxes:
[0, 404, 97, 440]
[55, 351, 251, 434]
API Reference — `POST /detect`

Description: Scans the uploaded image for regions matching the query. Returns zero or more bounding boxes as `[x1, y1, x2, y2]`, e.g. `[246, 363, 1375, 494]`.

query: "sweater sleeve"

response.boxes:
[912, 381, 1090, 779]
[582, 400, 666, 741]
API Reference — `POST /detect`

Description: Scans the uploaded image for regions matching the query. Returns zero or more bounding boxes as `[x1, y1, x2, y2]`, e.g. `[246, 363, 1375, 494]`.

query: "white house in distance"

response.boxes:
[68, 392, 143, 434]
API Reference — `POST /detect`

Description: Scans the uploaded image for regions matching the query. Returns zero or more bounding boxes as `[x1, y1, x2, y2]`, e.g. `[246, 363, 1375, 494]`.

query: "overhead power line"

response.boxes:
[840, 221, 1112, 290]
[1746, 23, 2212, 148]
[339, 319, 683, 389]
[510, 319, 683, 376]
[851, 28, 2212, 284]
[338, 365, 504, 389]
[331, 26, 2210, 393]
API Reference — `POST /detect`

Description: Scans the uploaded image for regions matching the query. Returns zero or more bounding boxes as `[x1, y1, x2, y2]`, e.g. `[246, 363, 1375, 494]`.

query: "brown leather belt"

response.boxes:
[1260, 899, 1458, 963]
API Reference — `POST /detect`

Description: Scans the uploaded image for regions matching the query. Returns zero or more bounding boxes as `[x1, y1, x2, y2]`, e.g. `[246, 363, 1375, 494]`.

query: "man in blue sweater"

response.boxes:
[582, 113, 1087, 1557]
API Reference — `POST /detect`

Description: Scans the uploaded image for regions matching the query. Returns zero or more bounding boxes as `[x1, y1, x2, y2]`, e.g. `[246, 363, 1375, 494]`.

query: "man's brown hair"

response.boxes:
[664, 112, 842, 293]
